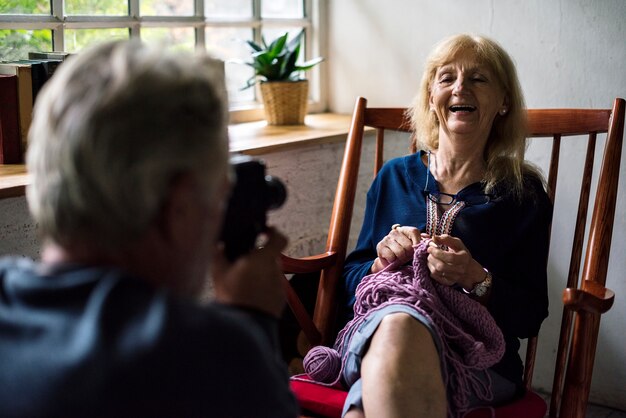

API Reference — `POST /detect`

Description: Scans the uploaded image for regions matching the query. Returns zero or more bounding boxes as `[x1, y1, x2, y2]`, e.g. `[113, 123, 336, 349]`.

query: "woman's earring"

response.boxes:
[499, 108, 507, 115]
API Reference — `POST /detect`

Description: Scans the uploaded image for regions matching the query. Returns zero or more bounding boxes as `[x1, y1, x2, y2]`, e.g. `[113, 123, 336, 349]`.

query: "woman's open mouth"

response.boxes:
[449, 105, 477, 113]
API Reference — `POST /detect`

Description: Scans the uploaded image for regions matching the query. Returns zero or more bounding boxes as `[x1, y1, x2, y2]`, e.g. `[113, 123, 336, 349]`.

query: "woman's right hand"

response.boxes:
[372, 225, 422, 273]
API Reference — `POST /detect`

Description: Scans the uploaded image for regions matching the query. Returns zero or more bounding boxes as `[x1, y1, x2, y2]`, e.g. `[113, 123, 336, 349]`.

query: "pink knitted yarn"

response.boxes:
[303, 345, 342, 384]
[295, 241, 506, 418]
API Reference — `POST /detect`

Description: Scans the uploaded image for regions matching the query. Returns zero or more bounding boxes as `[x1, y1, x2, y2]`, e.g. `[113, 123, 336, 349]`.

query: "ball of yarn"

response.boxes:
[303, 345, 342, 383]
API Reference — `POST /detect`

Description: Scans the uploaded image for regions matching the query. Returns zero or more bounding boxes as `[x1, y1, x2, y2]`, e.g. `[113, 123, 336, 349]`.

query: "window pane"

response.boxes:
[65, 0, 127, 15]
[141, 27, 194, 51]
[0, 29, 52, 61]
[0, 0, 49, 14]
[64, 28, 129, 53]
[205, 0, 252, 19]
[141, 0, 193, 17]
[261, 0, 303, 18]
[205, 27, 254, 105]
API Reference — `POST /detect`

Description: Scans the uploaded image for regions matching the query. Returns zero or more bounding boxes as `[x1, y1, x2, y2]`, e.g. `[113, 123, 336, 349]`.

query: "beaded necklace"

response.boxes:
[424, 151, 466, 236]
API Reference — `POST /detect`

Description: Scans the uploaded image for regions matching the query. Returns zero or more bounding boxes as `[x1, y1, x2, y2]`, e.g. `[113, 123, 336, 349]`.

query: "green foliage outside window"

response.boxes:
[64, 28, 129, 53]
[0, 29, 52, 61]
[0, 0, 49, 14]
[0, 0, 129, 61]
[0, 0, 51, 60]
[64, 0, 126, 15]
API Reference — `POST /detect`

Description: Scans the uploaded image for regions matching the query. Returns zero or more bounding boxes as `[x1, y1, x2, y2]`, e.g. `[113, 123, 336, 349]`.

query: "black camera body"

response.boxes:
[220, 155, 287, 261]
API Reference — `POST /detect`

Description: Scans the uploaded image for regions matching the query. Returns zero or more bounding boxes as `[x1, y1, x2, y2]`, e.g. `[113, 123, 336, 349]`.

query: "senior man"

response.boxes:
[0, 40, 297, 417]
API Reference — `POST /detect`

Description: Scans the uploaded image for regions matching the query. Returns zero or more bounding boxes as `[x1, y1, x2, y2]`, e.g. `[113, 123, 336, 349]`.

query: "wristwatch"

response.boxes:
[472, 269, 493, 297]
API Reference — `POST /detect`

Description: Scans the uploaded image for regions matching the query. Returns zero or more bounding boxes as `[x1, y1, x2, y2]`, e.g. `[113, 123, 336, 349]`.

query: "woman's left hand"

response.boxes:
[425, 234, 485, 290]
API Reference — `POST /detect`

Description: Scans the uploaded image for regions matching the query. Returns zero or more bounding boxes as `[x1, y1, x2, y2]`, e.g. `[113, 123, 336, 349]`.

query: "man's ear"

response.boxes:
[157, 173, 197, 246]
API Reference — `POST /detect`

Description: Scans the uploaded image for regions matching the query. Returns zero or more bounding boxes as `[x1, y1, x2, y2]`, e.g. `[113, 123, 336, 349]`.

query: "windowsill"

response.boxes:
[229, 112, 354, 155]
[0, 113, 356, 200]
[0, 164, 28, 200]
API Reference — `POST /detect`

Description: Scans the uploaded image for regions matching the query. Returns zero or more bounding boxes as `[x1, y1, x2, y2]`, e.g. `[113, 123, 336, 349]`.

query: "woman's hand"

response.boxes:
[372, 225, 422, 273]
[212, 227, 288, 318]
[426, 234, 485, 291]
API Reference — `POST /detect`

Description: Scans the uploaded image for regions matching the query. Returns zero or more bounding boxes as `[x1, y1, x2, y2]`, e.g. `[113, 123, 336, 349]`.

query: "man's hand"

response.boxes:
[212, 227, 288, 318]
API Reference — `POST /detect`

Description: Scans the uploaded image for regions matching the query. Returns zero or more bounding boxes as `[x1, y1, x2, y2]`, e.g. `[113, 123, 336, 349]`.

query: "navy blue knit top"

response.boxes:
[341, 151, 552, 390]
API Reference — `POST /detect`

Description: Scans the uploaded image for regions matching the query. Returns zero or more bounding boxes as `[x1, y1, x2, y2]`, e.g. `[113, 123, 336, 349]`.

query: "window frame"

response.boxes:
[0, 0, 327, 122]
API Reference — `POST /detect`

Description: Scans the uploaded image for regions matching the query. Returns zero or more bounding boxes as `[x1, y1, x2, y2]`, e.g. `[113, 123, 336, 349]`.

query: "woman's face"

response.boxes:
[429, 52, 507, 142]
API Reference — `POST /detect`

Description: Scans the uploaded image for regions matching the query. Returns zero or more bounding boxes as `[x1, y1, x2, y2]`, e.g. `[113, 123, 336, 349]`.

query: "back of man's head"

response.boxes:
[27, 40, 229, 251]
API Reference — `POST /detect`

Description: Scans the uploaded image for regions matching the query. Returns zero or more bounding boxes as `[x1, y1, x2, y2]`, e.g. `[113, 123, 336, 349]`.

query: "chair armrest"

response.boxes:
[281, 252, 338, 274]
[281, 252, 339, 347]
[563, 280, 615, 314]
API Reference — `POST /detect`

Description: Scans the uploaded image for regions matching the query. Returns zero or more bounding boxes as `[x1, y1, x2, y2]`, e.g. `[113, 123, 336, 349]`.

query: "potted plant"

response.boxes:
[242, 30, 323, 125]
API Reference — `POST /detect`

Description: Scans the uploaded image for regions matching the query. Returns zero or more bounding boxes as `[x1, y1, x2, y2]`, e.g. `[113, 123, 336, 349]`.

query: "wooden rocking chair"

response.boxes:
[282, 97, 625, 418]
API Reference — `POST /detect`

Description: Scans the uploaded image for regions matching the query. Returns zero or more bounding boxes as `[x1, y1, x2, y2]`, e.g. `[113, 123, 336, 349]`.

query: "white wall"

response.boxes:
[0, 197, 39, 259]
[327, 0, 626, 410]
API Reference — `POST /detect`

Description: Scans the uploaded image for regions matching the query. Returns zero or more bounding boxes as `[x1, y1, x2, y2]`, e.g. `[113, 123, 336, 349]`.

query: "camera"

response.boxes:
[220, 155, 287, 261]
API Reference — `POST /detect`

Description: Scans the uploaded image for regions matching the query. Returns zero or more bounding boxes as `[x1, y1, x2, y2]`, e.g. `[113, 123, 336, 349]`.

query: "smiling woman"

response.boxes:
[410, 34, 532, 198]
[325, 34, 553, 418]
[429, 54, 507, 150]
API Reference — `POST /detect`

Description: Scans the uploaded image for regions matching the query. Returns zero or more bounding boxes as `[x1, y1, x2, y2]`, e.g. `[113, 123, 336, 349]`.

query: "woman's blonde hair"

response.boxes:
[409, 34, 540, 196]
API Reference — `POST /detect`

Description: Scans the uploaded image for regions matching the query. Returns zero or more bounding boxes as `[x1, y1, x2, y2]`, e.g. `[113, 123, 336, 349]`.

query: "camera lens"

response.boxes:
[220, 155, 288, 261]
[264, 175, 287, 210]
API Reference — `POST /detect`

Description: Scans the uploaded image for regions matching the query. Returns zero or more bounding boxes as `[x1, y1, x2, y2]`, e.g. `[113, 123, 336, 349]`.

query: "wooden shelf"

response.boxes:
[0, 165, 28, 199]
[229, 113, 354, 155]
[0, 113, 355, 200]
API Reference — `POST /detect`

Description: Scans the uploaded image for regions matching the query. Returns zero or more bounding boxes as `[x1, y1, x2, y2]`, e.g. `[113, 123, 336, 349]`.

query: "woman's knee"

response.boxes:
[374, 312, 435, 346]
[361, 313, 447, 416]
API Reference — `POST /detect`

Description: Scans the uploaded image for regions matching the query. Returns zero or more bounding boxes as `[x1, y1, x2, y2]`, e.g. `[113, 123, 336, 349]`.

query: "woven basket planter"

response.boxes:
[260, 80, 309, 125]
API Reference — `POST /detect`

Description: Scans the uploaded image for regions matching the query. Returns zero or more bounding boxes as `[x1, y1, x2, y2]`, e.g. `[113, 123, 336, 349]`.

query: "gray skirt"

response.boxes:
[340, 304, 517, 416]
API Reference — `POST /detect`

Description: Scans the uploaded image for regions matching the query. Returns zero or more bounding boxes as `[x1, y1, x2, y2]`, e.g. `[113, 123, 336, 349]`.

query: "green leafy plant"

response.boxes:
[242, 30, 323, 89]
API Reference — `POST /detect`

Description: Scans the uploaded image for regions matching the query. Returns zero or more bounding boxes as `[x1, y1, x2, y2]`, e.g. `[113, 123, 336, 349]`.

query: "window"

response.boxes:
[0, 0, 326, 121]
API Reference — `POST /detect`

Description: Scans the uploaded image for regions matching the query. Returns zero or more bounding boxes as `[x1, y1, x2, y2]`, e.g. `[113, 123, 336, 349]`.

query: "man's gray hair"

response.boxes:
[27, 40, 229, 250]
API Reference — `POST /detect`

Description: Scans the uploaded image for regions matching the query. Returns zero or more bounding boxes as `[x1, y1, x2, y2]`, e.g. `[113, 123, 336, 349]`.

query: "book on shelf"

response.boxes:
[0, 63, 33, 159]
[0, 56, 66, 161]
[28, 51, 72, 62]
[13, 59, 63, 101]
[0, 74, 22, 164]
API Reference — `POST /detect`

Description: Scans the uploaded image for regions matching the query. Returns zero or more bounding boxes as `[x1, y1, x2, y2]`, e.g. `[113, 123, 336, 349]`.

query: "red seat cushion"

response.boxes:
[290, 376, 547, 418]
[290, 376, 346, 418]
[464, 390, 547, 418]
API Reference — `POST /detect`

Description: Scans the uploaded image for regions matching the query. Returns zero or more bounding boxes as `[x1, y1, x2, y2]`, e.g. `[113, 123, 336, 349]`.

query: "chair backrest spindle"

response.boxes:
[374, 128, 385, 176]
[548, 132, 597, 416]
